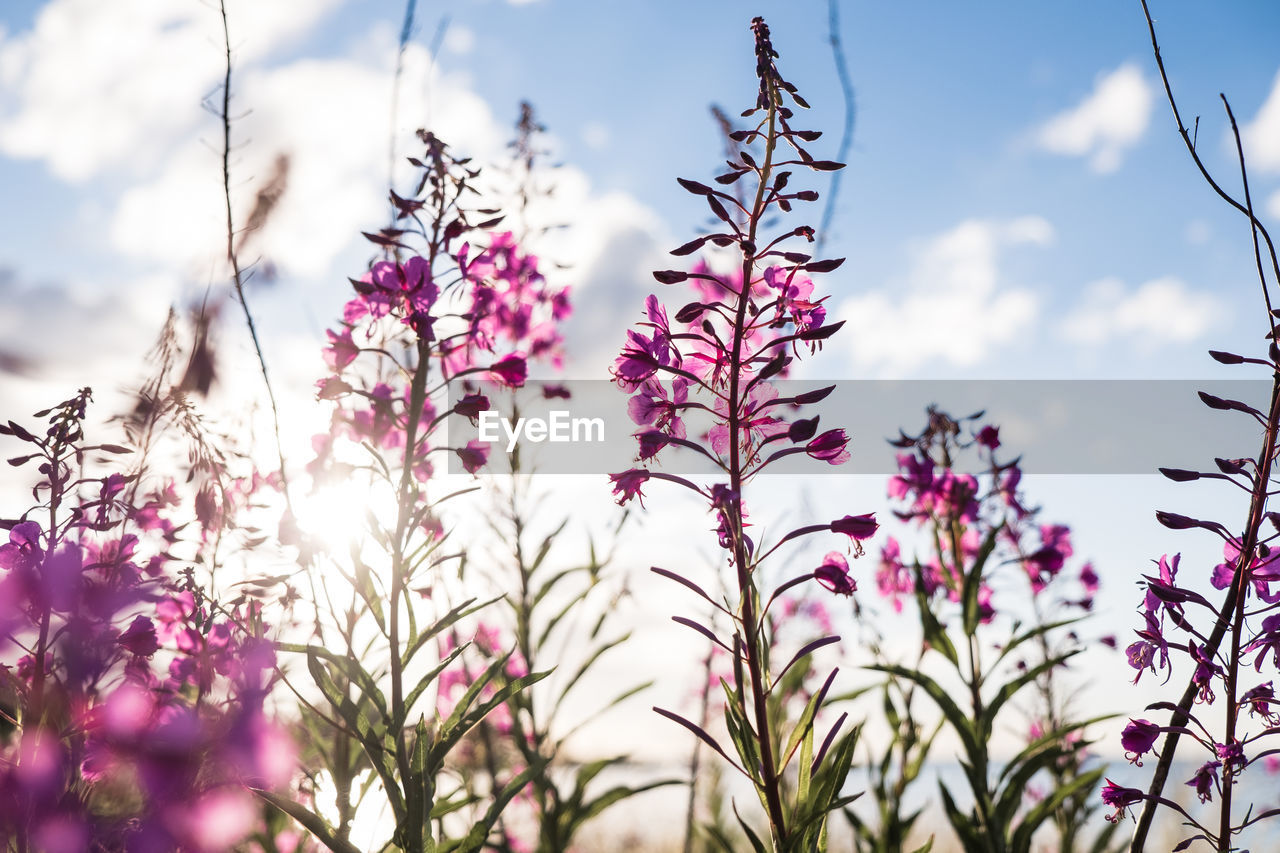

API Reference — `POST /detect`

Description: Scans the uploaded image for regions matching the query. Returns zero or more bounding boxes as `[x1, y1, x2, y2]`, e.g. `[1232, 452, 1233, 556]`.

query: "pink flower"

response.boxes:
[322, 328, 359, 372]
[805, 429, 849, 465]
[831, 513, 877, 541]
[609, 469, 650, 506]
[456, 440, 489, 474]
[1101, 778, 1143, 822]
[1186, 760, 1220, 803]
[814, 552, 855, 596]
[490, 353, 528, 388]
[1121, 718, 1160, 765]
[117, 615, 159, 657]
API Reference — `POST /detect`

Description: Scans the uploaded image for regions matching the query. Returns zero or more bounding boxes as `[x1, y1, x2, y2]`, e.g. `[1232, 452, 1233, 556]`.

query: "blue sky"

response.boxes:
[2, 0, 1280, 765]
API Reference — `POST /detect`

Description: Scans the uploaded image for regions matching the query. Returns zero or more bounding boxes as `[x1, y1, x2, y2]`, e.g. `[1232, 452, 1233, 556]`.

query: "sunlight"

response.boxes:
[291, 476, 389, 559]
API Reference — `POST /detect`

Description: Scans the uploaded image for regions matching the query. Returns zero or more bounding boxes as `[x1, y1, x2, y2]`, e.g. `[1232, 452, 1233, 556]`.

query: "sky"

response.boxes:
[3, 0, 1280, 777]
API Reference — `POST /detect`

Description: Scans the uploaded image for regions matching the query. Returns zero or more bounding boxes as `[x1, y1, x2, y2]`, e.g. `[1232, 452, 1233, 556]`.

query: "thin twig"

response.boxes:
[217, 0, 292, 506]
[388, 0, 419, 210]
[816, 0, 856, 255]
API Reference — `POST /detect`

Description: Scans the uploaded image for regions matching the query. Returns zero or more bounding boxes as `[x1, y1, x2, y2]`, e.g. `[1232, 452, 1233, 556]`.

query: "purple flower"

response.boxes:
[1243, 681, 1278, 724]
[831, 513, 877, 541]
[1186, 760, 1221, 803]
[322, 328, 360, 372]
[1121, 718, 1160, 766]
[1128, 610, 1171, 684]
[628, 377, 689, 438]
[456, 440, 489, 474]
[814, 552, 855, 596]
[489, 353, 528, 388]
[975, 425, 1000, 449]
[875, 537, 912, 612]
[0, 521, 43, 573]
[1143, 553, 1180, 615]
[1215, 739, 1245, 770]
[1189, 640, 1220, 703]
[805, 429, 850, 465]
[454, 393, 489, 421]
[117, 616, 159, 658]
[635, 429, 671, 462]
[1101, 778, 1144, 822]
[1080, 562, 1099, 597]
[609, 470, 650, 506]
[1246, 613, 1280, 672]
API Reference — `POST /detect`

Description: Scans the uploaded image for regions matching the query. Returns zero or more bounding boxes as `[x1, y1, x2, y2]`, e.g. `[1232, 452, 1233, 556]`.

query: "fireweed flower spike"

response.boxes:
[611, 17, 869, 849]
[867, 409, 1115, 849]
[1124, 7, 1280, 850]
[294, 132, 560, 853]
[0, 390, 293, 850]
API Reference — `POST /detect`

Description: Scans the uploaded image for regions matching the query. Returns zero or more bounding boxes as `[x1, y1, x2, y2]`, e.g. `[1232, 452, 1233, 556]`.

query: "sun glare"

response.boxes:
[292, 477, 390, 559]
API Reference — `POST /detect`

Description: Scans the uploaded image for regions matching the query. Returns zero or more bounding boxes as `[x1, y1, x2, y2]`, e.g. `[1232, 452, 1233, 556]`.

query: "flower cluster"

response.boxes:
[877, 411, 1097, 624]
[865, 409, 1111, 849]
[0, 391, 293, 851]
[610, 17, 873, 848]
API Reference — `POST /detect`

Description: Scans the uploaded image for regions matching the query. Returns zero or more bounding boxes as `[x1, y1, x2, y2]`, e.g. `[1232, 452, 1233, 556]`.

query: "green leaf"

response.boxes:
[430, 666, 551, 770]
[444, 763, 541, 853]
[914, 582, 959, 666]
[938, 782, 984, 851]
[867, 664, 982, 768]
[981, 650, 1081, 740]
[962, 525, 1001, 634]
[1010, 766, 1105, 853]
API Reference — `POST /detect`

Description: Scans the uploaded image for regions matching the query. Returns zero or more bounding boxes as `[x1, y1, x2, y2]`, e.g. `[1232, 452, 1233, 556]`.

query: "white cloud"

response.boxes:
[834, 217, 1050, 376]
[1268, 189, 1280, 220]
[1034, 63, 1153, 173]
[443, 24, 475, 56]
[0, 0, 668, 383]
[109, 45, 511, 279]
[1184, 219, 1212, 246]
[581, 121, 611, 150]
[0, 0, 346, 182]
[1242, 69, 1280, 173]
[1059, 276, 1220, 350]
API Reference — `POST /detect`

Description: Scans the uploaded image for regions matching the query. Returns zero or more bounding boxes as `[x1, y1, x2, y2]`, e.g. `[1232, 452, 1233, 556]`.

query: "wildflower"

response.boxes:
[490, 353, 528, 388]
[456, 440, 489, 474]
[1101, 779, 1144, 822]
[609, 469, 650, 506]
[1216, 739, 1245, 770]
[117, 616, 160, 658]
[322, 328, 359, 372]
[1189, 640, 1220, 703]
[831, 513, 877, 541]
[0, 520, 43, 573]
[814, 552, 855, 596]
[1242, 681, 1278, 724]
[1121, 718, 1160, 765]
[628, 377, 689, 438]
[635, 429, 671, 462]
[1186, 760, 1221, 803]
[1246, 612, 1280, 671]
[454, 393, 489, 421]
[876, 537, 912, 612]
[805, 429, 850, 465]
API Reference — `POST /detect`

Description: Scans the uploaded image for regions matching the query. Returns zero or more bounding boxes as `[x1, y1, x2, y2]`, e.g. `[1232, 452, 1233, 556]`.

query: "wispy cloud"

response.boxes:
[1034, 63, 1153, 173]
[834, 217, 1051, 376]
[1058, 276, 1220, 350]
[1241, 69, 1280, 218]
